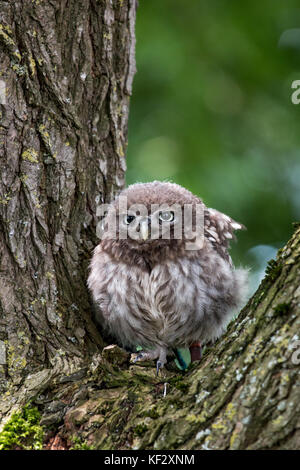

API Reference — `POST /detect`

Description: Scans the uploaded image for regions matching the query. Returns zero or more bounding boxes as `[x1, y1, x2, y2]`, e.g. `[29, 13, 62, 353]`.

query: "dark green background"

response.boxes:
[127, 0, 300, 293]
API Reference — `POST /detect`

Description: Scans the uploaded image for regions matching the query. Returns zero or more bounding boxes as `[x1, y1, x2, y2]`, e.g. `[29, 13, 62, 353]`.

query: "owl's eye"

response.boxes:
[124, 214, 135, 225]
[159, 211, 175, 222]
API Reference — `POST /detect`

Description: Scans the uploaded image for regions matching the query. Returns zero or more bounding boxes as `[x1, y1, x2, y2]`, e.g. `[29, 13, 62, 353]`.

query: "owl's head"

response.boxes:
[99, 181, 204, 255]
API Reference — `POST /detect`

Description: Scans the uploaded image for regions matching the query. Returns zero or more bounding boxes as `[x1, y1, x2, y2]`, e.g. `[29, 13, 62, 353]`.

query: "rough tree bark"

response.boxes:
[0, 0, 300, 451]
[0, 0, 136, 429]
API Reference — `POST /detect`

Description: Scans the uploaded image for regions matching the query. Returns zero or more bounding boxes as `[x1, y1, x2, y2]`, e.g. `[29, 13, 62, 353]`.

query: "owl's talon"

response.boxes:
[133, 352, 145, 363]
[156, 360, 163, 376]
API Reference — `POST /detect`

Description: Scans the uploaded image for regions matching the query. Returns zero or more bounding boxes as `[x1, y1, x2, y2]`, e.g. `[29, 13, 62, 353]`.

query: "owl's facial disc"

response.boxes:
[98, 182, 206, 253]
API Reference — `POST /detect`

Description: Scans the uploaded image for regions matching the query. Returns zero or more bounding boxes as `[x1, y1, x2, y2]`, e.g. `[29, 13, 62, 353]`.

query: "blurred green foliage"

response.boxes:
[127, 0, 300, 290]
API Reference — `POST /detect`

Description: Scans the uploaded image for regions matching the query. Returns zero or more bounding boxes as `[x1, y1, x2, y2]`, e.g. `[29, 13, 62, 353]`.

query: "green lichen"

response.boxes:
[229, 428, 240, 449]
[2, 24, 12, 35]
[29, 55, 36, 76]
[38, 124, 51, 148]
[224, 402, 237, 420]
[20, 173, 29, 184]
[117, 144, 124, 157]
[11, 61, 27, 77]
[211, 419, 228, 432]
[14, 50, 21, 61]
[0, 24, 15, 47]
[22, 148, 39, 163]
[0, 405, 44, 450]
[0, 193, 11, 205]
[7, 344, 27, 372]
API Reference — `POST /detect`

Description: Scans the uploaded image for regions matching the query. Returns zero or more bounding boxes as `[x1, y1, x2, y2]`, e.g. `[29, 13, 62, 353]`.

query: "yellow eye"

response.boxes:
[159, 211, 174, 222]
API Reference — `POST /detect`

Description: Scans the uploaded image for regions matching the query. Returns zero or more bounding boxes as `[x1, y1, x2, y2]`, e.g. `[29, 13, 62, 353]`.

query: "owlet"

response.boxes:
[88, 181, 248, 372]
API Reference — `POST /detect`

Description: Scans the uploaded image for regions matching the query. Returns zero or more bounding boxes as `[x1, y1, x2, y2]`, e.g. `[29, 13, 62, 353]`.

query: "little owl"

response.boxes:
[88, 181, 248, 373]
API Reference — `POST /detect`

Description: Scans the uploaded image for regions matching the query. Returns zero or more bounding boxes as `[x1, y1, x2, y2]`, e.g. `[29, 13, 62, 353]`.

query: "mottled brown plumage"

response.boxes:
[88, 181, 248, 370]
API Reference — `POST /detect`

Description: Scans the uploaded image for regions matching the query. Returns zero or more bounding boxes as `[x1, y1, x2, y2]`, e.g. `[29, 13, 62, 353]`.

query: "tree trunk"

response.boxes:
[1, 1, 300, 452]
[0, 0, 136, 423]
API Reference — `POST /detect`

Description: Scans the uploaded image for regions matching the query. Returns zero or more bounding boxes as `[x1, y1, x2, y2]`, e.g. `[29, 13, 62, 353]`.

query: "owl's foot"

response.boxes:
[133, 351, 149, 363]
[156, 360, 164, 376]
[132, 347, 167, 375]
[156, 349, 167, 376]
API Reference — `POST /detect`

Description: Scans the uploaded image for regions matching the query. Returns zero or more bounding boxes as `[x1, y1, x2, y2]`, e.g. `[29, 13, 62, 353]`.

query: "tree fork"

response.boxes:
[35, 223, 298, 450]
[1, 223, 299, 449]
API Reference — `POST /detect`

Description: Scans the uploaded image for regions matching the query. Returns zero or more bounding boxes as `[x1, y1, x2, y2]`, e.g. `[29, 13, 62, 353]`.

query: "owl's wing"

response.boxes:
[204, 207, 245, 262]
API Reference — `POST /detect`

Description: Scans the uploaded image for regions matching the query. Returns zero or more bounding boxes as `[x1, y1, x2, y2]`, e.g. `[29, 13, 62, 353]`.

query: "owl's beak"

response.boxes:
[140, 218, 150, 241]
